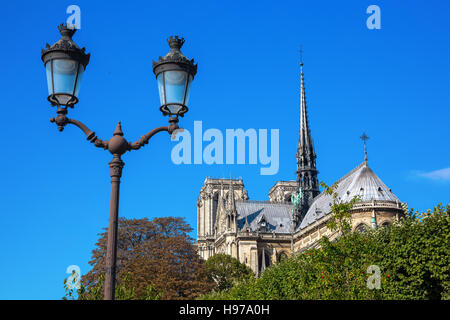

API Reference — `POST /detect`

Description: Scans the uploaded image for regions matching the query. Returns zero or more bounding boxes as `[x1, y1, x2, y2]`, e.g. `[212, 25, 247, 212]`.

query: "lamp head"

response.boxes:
[152, 36, 197, 117]
[41, 23, 90, 107]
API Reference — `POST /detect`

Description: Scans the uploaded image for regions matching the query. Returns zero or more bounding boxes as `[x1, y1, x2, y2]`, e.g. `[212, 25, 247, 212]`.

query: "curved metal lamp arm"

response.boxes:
[50, 111, 179, 154]
[50, 114, 108, 150]
[67, 118, 109, 149]
[127, 117, 179, 151]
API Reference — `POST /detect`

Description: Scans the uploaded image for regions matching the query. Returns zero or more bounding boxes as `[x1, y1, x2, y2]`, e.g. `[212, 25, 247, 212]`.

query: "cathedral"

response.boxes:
[195, 62, 404, 276]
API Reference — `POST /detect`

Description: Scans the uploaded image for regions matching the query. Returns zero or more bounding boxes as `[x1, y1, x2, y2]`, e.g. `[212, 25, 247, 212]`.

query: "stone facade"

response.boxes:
[196, 175, 403, 276]
[196, 178, 248, 261]
[268, 181, 297, 203]
[195, 63, 404, 275]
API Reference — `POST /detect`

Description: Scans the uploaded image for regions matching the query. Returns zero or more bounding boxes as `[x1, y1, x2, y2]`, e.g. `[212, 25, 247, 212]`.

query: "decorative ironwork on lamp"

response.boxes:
[152, 35, 197, 117]
[41, 24, 197, 300]
[41, 23, 90, 108]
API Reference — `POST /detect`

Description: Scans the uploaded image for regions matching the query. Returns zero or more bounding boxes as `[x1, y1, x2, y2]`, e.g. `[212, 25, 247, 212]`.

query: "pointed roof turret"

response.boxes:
[242, 216, 250, 232]
[298, 159, 402, 231]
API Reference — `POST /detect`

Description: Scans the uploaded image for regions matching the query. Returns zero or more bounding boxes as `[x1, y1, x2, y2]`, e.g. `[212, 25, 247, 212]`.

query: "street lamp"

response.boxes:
[153, 35, 197, 117]
[41, 24, 197, 300]
[42, 24, 90, 108]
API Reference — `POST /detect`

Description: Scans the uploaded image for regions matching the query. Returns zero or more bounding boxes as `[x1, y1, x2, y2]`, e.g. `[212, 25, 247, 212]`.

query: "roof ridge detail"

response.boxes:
[307, 161, 366, 209]
[333, 161, 366, 185]
[236, 200, 293, 207]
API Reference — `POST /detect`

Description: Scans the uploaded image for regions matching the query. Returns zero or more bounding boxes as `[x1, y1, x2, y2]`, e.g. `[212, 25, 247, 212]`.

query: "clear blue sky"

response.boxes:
[0, 0, 449, 299]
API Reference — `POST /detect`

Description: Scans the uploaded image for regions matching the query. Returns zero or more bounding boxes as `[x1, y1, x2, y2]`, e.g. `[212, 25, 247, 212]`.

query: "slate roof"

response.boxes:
[231, 161, 400, 235]
[236, 201, 293, 234]
[297, 161, 400, 231]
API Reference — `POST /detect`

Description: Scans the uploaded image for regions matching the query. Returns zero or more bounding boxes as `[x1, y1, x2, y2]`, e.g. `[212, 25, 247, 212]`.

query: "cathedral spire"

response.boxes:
[298, 62, 314, 156]
[296, 59, 320, 221]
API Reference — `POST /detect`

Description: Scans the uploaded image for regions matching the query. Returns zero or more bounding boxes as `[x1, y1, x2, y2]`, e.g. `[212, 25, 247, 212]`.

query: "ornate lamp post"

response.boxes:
[41, 24, 197, 300]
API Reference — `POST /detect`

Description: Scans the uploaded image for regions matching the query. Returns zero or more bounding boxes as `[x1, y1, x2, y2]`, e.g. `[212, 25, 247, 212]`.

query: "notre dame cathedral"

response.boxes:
[195, 62, 404, 276]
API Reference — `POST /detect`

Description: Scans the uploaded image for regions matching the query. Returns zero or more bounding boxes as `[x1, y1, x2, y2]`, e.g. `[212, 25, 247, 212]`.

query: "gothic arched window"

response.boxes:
[381, 221, 391, 228]
[355, 223, 369, 233]
[258, 249, 272, 275]
[212, 192, 219, 225]
[284, 194, 292, 203]
[278, 252, 288, 262]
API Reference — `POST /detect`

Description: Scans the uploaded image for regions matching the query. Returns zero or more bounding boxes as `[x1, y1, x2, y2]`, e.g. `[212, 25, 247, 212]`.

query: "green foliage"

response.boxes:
[379, 204, 450, 299]
[63, 270, 81, 300]
[64, 217, 214, 300]
[204, 254, 254, 292]
[203, 203, 450, 300]
[63, 272, 162, 300]
[320, 181, 359, 234]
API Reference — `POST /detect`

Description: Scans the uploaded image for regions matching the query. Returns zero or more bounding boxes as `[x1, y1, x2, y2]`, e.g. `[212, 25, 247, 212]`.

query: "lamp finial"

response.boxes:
[167, 35, 185, 50]
[58, 23, 76, 38]
[113, 122, 124, 136]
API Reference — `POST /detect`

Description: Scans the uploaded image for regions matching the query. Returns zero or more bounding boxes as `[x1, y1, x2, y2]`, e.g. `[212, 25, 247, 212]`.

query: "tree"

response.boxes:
[320, 181, 359, 235]
[64, 271, 162, 300]
[205, 254, 254, 292]
[202, 204, 450, 300]
[80, 217, 215, 299]
[379, 204, 450, 299]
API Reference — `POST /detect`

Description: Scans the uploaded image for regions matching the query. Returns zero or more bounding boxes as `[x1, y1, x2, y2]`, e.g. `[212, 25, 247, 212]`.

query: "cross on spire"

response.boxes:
[360, 133, 369, 163]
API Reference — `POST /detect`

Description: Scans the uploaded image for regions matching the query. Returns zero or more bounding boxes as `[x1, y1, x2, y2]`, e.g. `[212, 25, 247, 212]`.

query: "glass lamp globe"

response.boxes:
[41, 24, 90, 107]
[153, 36, 197, 117]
